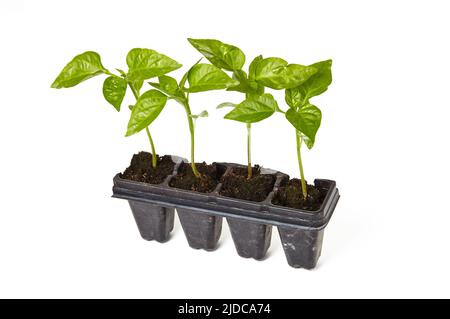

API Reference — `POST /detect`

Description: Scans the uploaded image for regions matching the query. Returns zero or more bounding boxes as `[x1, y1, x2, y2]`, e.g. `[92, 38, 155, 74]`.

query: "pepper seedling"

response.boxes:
[131, 57, 238, 177]
[51, 49, 182, 168]
[253, 57, 332, 198]
[188, 38, 277, 179]
[282, 59, 332, 198]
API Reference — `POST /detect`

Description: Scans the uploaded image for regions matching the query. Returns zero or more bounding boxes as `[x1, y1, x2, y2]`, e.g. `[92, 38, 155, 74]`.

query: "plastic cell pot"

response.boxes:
[277, 227, 324, 269]
[177, 209, 223, 251]
[117, 155, 181, 243]
[128, 201, 174, 243]
[226, 217, 272, 260]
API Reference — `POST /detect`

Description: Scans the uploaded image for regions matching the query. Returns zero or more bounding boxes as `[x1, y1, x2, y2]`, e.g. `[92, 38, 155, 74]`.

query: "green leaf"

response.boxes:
[51, 51, 107, 88]
[285, 86, 303, 108]
[285, 60, 332, 108]
[248, 55, 265, 95]
[190, 110, 209, 119]
[179, 57, 202, 90]
[129, 80, 143, 96]
[116, 68, 127, 77]
[217, 102, 237, 109]
[285, 104, 322, 149]
[224, 93, 278, 123]
[102, 76, 127, 111]
[296, 59, 333, 101]
[187, 63, 238, 93]
[226, 70, 253, 94]
[125, 90, 168, 136]
[248, 55, 263, 81]
[149, 75, 181, 97]
[187, 38, 245, 71]
[126, 48, 182, 81]
[255, 57, 317, 89]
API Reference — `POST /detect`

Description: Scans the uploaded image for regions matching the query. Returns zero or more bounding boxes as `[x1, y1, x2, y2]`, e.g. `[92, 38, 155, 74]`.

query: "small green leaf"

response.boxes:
[51, 51, 107, 88]
[126, 48, 182, 81]
[157, 75, 179, 95]
[285, 104, 322, 149]
[296, 59, 333, 101]
[102, 76, 127, 111]
[248, 55, 263, 81]
[224, 93, 278, 123]
[226, 70, 254, 94]
[255, 57, 317, 89]
[190, 110, 209, 119]
[248, 55, 265, 95]
[227, 60, 265, 95]
[128, 104, 134, 110]
[187, 38, 245, 71]
[125, 90, 168, 136]
[285, 87, 303, 108]
[149, 75, 182, 97]
[116, 68, 127, 77]
[187, 63, 238, 93]
[128, 79, 143, 97]
[179, 57, 202, 90]
[217, 102, 237, 109]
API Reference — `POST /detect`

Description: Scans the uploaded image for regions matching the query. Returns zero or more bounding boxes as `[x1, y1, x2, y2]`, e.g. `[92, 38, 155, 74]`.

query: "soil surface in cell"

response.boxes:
[219, 166, 276, 202]
[121, 152, 175, 184]
[272, 178, 327, 211]
[169, 162, 225, 193]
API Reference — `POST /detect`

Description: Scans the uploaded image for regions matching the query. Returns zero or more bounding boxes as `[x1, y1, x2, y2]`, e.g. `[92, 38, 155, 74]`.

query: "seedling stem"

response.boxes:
[296, 130, 308, 199]
[247, 123, 252, 179]
[180, 95, 200, 177]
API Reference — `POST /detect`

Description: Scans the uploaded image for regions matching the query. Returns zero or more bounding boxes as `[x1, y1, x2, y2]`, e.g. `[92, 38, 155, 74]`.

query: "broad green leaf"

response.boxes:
[187, 38, 245, 71]
[296, 59, 332, 100]
[102, 76, 127, 111]
[190, 110, 209, 119]
[149, 75, 181, 97]
[126, 48, 182, 81]
[255, 57, 317, 89]
[217, 102, 237, 109]
[125, 90, 168, 136]
[285, 104, 322, 149]
[51, 51, 107, 88]
[224, 93, 278, 123]
[285, 87, 302, 108]
[187, 63, 238, 93]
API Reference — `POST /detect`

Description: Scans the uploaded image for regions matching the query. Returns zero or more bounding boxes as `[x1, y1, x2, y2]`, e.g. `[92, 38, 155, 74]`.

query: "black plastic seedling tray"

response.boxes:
[112, 155, 340, 269]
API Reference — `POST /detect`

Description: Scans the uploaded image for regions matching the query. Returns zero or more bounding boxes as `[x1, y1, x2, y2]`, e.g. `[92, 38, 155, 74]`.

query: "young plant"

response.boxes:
[130, 58, 238, 177]
[51, 49, 182, 168]
[283, 60, 332, 198]
[188, 39, 275, 179]
[254, 57, 333, 198]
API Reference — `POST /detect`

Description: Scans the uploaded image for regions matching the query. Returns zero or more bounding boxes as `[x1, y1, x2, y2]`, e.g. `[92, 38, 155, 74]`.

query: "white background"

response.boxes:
[1, 0, 449, 298]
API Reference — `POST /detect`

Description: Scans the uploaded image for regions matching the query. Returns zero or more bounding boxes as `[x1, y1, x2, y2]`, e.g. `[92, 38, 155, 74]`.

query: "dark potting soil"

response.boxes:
[169, 162, 225, 193]
[120, 152, 175, 184]
[272, 178, 327, 211]
[219, 166, 276, 202]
